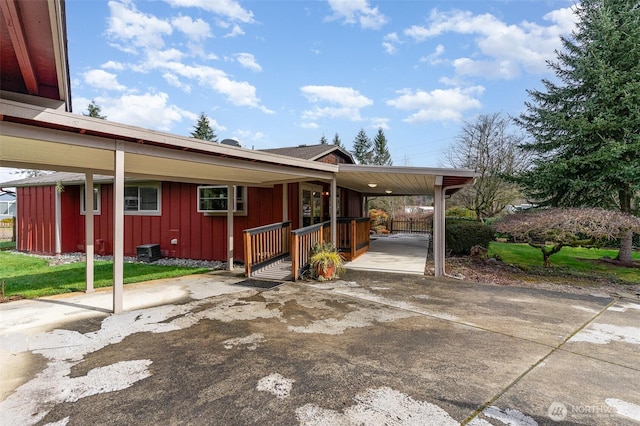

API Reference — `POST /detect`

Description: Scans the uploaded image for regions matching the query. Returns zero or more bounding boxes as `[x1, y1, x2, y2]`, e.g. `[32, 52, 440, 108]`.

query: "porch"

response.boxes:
[243, 218, 371, 281]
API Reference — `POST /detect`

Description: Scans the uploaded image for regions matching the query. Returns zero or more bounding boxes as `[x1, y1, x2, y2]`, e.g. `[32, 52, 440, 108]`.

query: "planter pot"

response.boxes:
[316, 264, 336, 280]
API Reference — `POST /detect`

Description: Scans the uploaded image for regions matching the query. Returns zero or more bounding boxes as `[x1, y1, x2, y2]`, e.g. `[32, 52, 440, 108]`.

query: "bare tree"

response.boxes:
[493, 208, 640, 267]
[445, 113, 530, 222]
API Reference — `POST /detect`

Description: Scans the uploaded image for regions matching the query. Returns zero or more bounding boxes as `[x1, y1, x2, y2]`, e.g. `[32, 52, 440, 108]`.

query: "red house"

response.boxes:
[6, 144, 364, 263]
[0, 0, 476, 313]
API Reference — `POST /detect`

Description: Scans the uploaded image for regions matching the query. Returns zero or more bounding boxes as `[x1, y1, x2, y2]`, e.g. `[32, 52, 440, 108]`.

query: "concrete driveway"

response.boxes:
[1, 270, 639, 425]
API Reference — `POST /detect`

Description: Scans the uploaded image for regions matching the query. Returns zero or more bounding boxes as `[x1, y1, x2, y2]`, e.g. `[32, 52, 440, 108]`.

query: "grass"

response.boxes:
[488, 242, 640, 285]
[0, 252, 212, 299]
[0, 241, 16, 250]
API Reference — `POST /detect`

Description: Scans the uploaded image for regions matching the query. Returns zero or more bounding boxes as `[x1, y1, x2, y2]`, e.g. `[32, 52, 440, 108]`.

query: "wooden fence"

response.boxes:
[387, 217, 432, 235]
[0, 221, 15, 242]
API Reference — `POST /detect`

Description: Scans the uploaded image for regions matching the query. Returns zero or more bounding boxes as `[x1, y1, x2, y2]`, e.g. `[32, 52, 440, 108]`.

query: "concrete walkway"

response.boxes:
[347, 233, 429, 274]
[1, 269, 639, 425]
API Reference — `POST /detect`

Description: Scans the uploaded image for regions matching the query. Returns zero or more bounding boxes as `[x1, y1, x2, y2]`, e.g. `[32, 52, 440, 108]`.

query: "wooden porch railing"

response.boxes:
[291, 221, 330, 281]
[243, 217, 371, 281]
[243, 221, 291, 277]
[337, 218, 370, 261]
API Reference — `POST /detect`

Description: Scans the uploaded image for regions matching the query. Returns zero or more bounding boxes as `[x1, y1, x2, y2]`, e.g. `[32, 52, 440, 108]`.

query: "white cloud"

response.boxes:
[326, 0, 388, 30]
[382, 32, 400, 55]
[107, 1, 173, 53]
[224, 24, 245, 38]
[102, 92, 193, 132]
[156, 61, 272, 112]
[300, 85, 373, 123]
[102, 60, 125, 71]
[420, 44, 445, 65]
[171, 15, 211, 42]
[83, 69, 126, 91]
[370, 117, 390, 130]
[235, 53, 262, 72]
[403, 6, 578, 78]
[164, 0, 254, 23]
[163, 72, 191, 93]
[387, 86, 484, 123]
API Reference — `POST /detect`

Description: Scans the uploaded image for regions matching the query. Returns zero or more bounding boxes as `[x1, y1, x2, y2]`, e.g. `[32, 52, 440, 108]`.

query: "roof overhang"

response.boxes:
[337, 164, 477, 196]
[0, 99, 338, 186]
[0, 0, 71, 110]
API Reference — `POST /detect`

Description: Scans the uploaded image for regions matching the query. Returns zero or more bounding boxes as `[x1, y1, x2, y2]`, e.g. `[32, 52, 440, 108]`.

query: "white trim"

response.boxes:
[80, 184, 101, 215]
[197, 185, 246, 214]
[124, 182, 162, 216]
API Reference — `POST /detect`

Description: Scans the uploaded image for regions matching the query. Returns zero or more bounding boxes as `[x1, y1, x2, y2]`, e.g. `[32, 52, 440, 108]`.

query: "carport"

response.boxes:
[0, 0, 476, 314]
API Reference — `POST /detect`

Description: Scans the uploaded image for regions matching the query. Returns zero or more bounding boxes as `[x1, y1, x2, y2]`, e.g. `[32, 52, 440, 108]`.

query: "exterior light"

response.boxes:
[367, 183, 377, 188]
[385, 190, 393, 194]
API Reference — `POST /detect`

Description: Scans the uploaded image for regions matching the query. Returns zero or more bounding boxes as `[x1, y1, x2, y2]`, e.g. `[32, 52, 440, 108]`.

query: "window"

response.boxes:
[80, 185, 101, 215]
[198, 186, 246, 213]
[0, 200, 16, 216]
[124, 184, 161, 215]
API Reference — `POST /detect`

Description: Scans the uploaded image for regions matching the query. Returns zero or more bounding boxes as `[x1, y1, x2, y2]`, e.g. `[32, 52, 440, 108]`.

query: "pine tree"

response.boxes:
[371, 127, 392, 166]
[84, 100, 106, 119]
[191, 112, 218, 142]
[515, 0, 640, 262]
[352, 129, 372, 165]
[319, 134, 328, 144]
[332, 133, 343, 148]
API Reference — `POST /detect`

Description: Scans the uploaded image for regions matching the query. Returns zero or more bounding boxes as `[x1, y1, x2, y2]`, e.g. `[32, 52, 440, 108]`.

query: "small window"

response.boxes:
[125, 184, 161, 215]
[198, 185, 246, 213]
[80, 185, 101, 215]
[0, 200, 16, 216]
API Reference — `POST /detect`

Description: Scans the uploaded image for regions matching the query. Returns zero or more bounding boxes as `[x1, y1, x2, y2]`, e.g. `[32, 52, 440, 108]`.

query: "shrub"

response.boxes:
[446, 221, 494, 255]
[446, 207, 477, 220]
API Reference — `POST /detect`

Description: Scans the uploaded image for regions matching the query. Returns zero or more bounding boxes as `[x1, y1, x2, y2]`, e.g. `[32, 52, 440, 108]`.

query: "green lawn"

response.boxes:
[0, 252, 211, 299]
[488, 242, 640, 284]
[0, 241, 16, 250]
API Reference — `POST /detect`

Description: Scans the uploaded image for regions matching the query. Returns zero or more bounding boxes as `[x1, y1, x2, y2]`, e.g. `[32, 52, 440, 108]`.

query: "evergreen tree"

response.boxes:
[332, 133, 343, 148]
[371, 127, 393, 166]
[84, 100, 106, 119]
[319, 134, 328, 144]
[191, 112, 218, 142]
[352, 129, 372, 165]
[515, 0, 640, 262]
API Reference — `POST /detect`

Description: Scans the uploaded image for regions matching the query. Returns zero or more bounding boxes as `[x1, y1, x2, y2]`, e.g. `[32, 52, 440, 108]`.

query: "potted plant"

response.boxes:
[309, 242, 345, 280]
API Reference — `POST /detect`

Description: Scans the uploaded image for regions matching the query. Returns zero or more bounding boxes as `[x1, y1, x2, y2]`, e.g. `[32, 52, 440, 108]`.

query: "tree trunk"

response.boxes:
[617, 229, 633, 264]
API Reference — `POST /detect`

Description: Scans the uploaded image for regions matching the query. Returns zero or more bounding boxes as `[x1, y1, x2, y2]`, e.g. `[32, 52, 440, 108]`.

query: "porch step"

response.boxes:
[251, 258, 293, 281]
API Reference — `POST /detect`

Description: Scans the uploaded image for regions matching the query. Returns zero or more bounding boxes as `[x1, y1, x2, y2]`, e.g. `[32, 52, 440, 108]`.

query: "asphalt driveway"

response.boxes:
[1, 270, 639, 425]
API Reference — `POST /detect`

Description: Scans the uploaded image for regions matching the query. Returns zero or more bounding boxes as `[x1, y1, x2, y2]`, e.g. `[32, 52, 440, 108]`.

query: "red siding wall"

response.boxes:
[17, 186, 56, 254]
[17, 181, 362, 261]
[55, 182, 286, 262]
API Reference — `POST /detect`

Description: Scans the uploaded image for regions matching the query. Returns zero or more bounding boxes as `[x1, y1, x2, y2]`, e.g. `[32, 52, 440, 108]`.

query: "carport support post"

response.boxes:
[433, 177, 445, 277]
[54, 184, 61, 255]
[85, 173, 94, 293]
[227, 184, 234, 271]
[282, 183, 288, 222]
[331, 176, 337, 245]
[113, 145, 124, 314]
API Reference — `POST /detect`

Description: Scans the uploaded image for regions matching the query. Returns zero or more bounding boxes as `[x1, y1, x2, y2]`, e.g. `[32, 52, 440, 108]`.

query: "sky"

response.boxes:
[1, 0, 579, 184]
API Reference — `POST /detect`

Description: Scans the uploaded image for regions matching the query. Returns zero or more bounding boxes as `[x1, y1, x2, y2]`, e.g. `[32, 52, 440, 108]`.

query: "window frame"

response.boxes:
[124, 183, 162, 216]
[197, 185, 247, 215]
[0, 200, 16, 216]
[80, 184, 101, 215]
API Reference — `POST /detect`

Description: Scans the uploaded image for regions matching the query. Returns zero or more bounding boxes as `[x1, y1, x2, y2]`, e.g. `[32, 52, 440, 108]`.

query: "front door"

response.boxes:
[301, 184, 322, 227]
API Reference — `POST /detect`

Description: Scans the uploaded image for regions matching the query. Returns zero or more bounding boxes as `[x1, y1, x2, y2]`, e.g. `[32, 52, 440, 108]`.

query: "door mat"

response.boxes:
[235, 279, 283, 289]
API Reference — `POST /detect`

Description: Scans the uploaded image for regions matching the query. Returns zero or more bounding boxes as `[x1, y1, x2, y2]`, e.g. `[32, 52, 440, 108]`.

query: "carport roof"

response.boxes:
[337, 164, 476, 196]
[0, 100, 477, 195]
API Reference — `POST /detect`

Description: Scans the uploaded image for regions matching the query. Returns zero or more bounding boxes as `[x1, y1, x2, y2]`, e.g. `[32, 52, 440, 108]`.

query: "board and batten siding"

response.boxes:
[18, 182, 287, 262]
